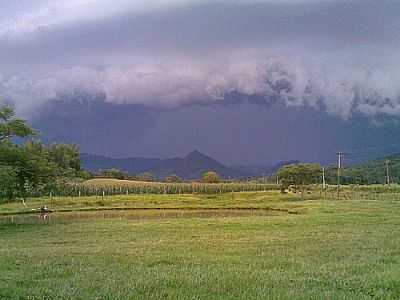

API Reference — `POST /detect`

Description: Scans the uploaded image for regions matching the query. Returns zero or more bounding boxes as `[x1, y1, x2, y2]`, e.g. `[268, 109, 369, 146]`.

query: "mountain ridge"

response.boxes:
[81, 151, 302, 180]
[81, 150, 245, 179]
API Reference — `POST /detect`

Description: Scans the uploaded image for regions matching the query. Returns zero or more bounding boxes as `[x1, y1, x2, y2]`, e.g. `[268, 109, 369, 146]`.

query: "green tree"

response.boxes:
[0, 105, 38, 200]
[165, 174, 183, 183]
[0, 165, 18, 199]
[135, 172, 155, 182]
[0, 105, 35, 141]
[0, 140, 55, 201]
[0, 105, 85, 201]
[100, 168, 128, 180]
[202, 171, 221, 183]
[48, 143, 81, 177]
[277, 163, 321, 197]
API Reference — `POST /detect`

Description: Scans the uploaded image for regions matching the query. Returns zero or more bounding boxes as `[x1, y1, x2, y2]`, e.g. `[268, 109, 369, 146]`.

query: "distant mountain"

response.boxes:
[81, 150, 246, 179]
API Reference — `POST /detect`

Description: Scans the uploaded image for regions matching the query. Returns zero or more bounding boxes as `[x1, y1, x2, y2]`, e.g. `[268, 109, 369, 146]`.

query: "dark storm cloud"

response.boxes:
[33, 98, 400, 165]
[1, 0, 399, 118]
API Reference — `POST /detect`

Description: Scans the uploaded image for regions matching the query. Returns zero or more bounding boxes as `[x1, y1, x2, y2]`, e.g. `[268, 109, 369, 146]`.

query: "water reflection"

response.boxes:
[0, 209, 280, 225]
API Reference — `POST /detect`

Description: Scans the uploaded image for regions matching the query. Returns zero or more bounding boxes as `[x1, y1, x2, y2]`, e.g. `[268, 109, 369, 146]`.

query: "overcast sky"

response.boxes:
[1, 0, 399, 115]
[1, 0, 400, 163]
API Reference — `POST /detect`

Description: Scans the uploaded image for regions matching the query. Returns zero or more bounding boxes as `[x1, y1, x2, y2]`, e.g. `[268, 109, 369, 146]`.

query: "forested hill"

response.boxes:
[333, 153, 400, 184]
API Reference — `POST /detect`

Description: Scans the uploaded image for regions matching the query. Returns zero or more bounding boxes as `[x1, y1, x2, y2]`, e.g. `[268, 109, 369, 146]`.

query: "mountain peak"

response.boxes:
[185, 150, 207, 159]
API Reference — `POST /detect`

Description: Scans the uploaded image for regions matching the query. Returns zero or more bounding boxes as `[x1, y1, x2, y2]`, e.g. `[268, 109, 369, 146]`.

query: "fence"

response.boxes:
[316, 185, 400, 201]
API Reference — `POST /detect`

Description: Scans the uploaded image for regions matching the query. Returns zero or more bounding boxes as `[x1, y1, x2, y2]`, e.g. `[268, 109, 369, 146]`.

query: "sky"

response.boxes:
[1, 0, 400, 165]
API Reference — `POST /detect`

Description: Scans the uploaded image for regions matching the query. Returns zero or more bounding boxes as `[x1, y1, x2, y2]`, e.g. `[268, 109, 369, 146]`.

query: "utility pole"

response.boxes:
[337, 152, 344, 200]
[385, 160, 390, 185]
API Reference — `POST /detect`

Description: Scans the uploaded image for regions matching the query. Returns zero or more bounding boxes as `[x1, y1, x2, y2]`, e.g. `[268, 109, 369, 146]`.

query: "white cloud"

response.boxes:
[2, 50, 400, 119]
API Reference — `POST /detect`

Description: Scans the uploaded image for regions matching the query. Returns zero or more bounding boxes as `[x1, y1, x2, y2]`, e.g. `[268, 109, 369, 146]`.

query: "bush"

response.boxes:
[134, 172, 155, 182]
[165, 175, 183, 183]
[202, 171, 221, 183]
[99, 168, 128, 180]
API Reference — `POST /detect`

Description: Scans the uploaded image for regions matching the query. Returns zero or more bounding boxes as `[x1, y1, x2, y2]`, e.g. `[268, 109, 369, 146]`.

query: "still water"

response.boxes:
[0, 209, 280, 225]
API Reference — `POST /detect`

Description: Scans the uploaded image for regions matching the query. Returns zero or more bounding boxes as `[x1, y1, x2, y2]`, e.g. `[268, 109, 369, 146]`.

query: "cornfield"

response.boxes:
[53, 179, 280, 197]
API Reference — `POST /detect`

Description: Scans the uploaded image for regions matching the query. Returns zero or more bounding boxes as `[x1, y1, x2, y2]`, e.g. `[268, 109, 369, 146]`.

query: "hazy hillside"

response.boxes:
[81, 150, 246, 179]
[340, 153, 400, 184]
[83, 149, 400, 183]
[232, 160, 300, 177]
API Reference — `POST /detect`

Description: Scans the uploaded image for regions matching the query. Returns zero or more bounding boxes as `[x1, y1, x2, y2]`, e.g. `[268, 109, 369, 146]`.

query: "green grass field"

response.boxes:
[1, 191, 400, 299]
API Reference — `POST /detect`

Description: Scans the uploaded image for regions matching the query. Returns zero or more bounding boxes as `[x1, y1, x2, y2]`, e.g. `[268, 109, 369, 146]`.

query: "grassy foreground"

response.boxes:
[1, 192, 400, 299]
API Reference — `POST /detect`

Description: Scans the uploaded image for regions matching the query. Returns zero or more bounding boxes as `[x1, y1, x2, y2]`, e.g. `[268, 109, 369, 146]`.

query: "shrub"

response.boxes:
[202, 171, 221, 183]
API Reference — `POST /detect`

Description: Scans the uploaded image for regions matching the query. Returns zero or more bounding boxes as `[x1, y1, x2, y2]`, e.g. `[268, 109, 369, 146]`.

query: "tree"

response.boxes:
[100, 168, 128, 180]
[0, 105, 85, 201]
[202, 171, 221, 183]
[277, 163, 321, 197]
[0, 106, 39, 200]
[165, 174, 183, 183]
[0, 140, 56, 201]
[48, 143, 81, 177]
[0, 105, 35, 141]
[135, 172, 155, 182]
[0, 165, 18, 199]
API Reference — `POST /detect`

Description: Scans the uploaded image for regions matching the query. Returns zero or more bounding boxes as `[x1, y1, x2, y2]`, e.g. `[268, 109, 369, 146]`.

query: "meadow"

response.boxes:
[1, 190, 400, 299]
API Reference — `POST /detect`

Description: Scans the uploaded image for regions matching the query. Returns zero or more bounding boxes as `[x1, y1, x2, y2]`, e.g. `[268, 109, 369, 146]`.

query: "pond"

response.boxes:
[0, 209, 283, 225]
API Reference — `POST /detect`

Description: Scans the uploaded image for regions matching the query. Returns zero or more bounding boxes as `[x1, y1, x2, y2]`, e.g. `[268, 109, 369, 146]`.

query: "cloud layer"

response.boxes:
[2, 50, 400, 119]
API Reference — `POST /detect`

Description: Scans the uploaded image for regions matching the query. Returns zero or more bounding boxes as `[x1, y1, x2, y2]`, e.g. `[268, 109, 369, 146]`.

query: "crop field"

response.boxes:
[53, 178, 280, 197]
[1, 190, 400, 299]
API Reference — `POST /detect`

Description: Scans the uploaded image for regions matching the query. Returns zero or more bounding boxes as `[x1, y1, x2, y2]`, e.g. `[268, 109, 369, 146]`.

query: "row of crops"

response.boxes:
[50, 180, 280, 197]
